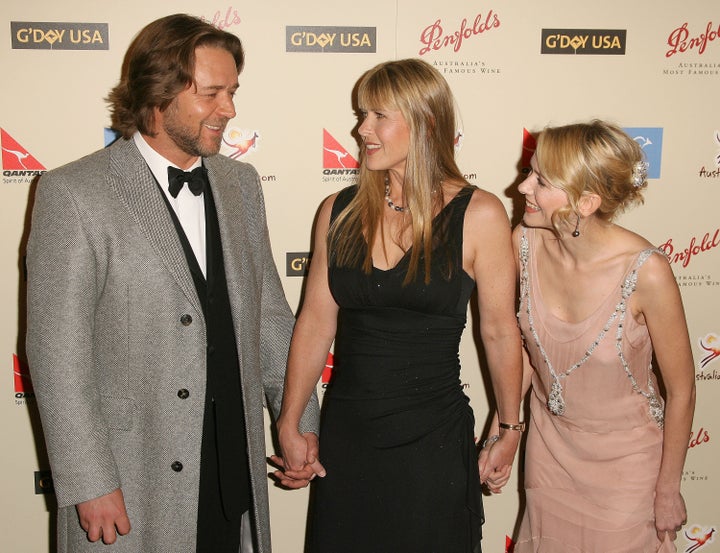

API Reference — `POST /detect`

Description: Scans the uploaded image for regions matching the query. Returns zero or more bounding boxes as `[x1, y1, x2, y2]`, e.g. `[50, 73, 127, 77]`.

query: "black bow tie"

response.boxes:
[167, 166, 208, 198]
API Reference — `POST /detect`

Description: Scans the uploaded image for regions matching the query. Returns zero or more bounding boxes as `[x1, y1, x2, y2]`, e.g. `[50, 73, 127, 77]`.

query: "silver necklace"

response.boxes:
[384, 175, 407, 212]
[519, 228, 664, 427]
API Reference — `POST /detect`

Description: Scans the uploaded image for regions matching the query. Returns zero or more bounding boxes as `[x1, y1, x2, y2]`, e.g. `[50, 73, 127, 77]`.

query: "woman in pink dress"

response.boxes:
[486, 120, 695, 552]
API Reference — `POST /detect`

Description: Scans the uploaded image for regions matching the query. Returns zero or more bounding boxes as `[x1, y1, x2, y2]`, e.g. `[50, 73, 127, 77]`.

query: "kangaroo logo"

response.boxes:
[222, 128, 260, 159]
[699, 333, 720, 369]
[1, 128, 45, 170]
[684, 525, 715, 553]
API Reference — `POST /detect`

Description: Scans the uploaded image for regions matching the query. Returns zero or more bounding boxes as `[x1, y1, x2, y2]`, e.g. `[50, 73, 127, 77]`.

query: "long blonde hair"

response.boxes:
[328, 58, 467, 284]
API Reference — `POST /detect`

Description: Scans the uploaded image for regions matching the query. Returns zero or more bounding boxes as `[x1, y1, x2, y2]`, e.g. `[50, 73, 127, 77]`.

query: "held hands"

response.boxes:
[76, 488, 131, 544]
[478, 433, 520, 494]
[269, 431, 326, 489]
[654, 487, 688, 543]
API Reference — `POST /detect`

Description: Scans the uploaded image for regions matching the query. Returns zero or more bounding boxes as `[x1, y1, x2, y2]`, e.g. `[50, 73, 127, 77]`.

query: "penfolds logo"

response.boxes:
[419, 10, 500, 56]
[202, 5, 241, 31]
[688, 427, 710, 449]
[667, 21, 719, 58]
[658, 229, 720, 268]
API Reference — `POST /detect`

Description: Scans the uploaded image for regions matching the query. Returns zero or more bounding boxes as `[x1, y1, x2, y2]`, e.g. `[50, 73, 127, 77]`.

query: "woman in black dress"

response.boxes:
[275, 58, 523, 553]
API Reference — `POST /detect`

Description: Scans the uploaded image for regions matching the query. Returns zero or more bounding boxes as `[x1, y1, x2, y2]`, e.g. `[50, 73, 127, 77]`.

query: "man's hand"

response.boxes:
[76, 488, 131, 544]
[270, 432, 326, 489]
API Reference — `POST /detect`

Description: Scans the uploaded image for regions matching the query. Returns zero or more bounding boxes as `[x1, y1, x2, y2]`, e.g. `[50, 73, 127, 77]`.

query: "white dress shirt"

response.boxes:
[133, 132, 207, 277]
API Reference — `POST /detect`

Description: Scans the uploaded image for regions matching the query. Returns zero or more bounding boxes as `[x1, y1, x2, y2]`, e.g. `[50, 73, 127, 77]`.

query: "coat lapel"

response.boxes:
[106, 139, 203, 316]
[205, 157, 248, 340]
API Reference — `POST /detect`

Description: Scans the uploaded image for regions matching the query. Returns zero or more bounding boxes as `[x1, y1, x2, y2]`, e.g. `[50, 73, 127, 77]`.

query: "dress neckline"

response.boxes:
[372, 185, 474, 273]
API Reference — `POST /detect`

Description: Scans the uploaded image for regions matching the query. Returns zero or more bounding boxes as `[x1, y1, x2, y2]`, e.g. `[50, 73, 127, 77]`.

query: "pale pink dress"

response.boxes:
[515, 227, 675, 553]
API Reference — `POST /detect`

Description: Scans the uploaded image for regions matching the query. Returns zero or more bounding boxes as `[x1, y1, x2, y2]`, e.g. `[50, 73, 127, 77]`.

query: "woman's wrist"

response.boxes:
[498, 420, 526, 432]
[481, 434, 500, 449]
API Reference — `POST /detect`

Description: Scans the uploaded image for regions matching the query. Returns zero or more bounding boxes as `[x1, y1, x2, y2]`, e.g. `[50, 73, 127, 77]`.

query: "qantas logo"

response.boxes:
[13, 354, 34, 400]
[323, 129, 359, 171]
[2, 129, 45, 177]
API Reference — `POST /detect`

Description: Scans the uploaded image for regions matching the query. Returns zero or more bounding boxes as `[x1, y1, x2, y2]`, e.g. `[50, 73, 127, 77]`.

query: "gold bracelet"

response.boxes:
[499, 421, 526, 432]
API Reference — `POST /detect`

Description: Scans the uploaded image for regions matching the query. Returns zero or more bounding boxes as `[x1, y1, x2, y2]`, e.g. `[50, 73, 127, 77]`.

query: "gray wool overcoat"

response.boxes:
[26, 137, 318, 553]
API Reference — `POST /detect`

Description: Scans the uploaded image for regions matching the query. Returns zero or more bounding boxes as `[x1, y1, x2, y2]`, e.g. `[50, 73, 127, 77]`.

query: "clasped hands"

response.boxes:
[478, 433, 519, 494]
[269, 431, 326, 489]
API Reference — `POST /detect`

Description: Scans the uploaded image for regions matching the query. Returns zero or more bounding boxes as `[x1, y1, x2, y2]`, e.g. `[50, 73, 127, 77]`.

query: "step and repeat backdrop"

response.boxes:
[1, 1, 718, 551]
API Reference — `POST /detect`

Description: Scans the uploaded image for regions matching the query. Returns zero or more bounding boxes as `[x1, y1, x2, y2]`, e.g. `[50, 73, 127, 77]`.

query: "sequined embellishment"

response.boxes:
[518, 228, 665, 427]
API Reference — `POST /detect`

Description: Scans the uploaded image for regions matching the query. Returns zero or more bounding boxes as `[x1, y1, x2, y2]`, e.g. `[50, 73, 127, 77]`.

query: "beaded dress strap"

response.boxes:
[614, 246, 666, 428]
[518, 227, 665, 427]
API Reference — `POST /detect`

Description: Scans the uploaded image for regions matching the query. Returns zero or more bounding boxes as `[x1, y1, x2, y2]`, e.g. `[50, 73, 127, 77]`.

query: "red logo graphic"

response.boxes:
[323, 130, 359, 169]
[689, 426, 710, 449]
[521, 128, 537, 173]
[658, 229, 720, 268]
[1, 128, 45, 170]
[13, 354, 33, 394]
[684, 525, 715, 552]
[222, 128, 259, 159]
[321, 352, 334, 385]
[419, 10, 501, 55]
[667, 21, 719, 58]
[699, 333, 720, 369]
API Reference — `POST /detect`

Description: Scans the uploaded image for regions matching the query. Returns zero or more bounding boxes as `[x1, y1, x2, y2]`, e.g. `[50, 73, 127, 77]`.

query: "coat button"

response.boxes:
[171, 461, 183, 472]
[177, 389, 189, 399]
[180, 314, 192, 326]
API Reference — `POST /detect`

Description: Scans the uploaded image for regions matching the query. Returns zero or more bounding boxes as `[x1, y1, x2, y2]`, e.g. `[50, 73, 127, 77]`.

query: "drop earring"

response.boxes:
[572, 215, 580, 238]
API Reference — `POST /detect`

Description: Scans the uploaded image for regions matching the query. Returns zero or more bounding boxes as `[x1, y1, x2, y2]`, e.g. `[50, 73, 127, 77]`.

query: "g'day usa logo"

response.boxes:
[1, 128, 45, 183]
[11, 21, 109, 50]
[541, 29, 626, 55]
[286, 26, 376, 53]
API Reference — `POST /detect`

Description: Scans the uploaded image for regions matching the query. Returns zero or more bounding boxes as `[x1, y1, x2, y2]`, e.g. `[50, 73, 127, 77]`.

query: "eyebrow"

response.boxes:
[196, 83, 239, 92]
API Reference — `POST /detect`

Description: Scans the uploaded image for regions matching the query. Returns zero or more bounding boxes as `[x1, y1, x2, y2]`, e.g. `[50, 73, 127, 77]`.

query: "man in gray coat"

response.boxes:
[26, 14, 321, 553]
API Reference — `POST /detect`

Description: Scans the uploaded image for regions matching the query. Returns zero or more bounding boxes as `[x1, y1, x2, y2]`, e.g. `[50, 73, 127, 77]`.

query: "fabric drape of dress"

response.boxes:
[515, 227, 675, 553]
[309, 185, 484, 553]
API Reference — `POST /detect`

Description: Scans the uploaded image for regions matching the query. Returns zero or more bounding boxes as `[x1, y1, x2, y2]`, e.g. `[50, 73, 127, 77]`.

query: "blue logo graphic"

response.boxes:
[623, 127, 663, 179]
[104, 128, 121, 147]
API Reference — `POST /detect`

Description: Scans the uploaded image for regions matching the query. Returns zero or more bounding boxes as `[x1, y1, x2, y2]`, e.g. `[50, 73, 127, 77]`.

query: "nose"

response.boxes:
[218, 92, 236, 119]
[358, 118, 371, 138]
[517, 173, 533, 195]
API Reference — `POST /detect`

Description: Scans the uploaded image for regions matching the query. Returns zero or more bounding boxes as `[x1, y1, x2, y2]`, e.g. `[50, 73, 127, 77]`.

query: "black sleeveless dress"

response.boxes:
[309, 185, 484, 553]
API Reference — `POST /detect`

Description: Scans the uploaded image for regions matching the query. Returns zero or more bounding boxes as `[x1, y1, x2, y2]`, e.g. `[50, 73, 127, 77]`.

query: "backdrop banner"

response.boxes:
[1, 1, 718, 552]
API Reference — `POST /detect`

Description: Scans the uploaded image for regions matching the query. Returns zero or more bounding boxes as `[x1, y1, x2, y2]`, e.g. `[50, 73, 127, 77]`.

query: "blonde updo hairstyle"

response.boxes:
[535, 120, 648, 234]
